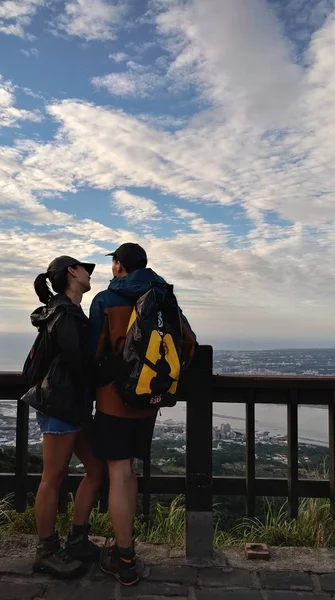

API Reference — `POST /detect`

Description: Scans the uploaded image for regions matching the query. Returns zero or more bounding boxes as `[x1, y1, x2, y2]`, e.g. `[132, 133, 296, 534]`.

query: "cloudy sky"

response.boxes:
[0, 0, 335, 363]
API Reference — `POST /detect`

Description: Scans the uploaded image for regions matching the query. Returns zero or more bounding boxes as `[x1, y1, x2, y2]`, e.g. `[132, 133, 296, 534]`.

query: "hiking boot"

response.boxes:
[99, 544, 139, 586]
[33, 533, 83, 579]
[65, 524, 100, 562]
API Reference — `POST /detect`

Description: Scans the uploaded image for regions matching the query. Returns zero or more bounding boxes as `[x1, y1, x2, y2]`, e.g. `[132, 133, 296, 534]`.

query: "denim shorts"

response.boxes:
[36, 411, 81, 435]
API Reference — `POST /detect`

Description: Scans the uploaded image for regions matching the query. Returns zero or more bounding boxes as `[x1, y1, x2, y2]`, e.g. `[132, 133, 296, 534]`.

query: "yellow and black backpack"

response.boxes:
[115, 282, 183, 409]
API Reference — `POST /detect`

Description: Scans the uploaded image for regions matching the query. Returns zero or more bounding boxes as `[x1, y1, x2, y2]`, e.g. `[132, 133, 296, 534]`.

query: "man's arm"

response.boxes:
[179, 307, 197, 365]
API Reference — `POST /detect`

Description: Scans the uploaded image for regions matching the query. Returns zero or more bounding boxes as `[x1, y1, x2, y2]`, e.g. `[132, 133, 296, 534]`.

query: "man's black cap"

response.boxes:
[47, 255, 96, 279]
[106, 243, 147, 270]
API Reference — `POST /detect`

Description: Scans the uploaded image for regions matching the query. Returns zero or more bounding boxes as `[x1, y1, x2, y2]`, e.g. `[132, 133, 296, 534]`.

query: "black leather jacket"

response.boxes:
[21, 294, 92, 425]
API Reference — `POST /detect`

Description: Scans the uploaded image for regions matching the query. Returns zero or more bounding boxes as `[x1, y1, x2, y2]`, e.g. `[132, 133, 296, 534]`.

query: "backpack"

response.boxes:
[22, 310, 62, 388]
[114, 282, 184, 409]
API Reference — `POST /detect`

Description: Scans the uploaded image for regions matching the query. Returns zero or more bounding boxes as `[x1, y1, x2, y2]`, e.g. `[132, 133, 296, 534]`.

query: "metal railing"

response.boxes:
[1, 345, 335, 557]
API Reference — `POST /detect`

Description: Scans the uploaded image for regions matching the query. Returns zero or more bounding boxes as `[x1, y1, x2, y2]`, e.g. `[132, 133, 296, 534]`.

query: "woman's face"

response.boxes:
[73, 264, 92, 292]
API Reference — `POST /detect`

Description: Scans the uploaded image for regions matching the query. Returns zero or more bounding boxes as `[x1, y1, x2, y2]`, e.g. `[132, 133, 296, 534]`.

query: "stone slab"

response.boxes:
[136, 597, 188, 600]
[121, 582, 188, 596]
[44, 580, 117, 600]
[199, 567, 252, 588]
[319, 573, 335, 592]
[195, 590, 263, 600]
[260, 571, 313, 590]
[44, 582, 85, 600]
[148, 566, 197, 585]
[0, 582, 45, 600]
[267, 593, 329, 600]
[0, 559, 34, 576]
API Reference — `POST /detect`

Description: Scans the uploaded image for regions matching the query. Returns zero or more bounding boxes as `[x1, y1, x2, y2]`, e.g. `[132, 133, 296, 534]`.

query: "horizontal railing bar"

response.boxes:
[214, 374, 335, 390]
[1, 372, 335, 404]
[0, 473, 330, 499]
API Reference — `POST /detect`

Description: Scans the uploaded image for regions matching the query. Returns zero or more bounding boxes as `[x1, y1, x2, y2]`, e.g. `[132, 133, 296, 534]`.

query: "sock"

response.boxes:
[117, 544, 134, 560]
[71, 523, 88, 537]
[39, 532, 58, 542]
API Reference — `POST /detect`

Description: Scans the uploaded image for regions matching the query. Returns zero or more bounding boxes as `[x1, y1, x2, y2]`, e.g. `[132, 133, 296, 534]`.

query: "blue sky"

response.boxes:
[1, 0, 335, 358]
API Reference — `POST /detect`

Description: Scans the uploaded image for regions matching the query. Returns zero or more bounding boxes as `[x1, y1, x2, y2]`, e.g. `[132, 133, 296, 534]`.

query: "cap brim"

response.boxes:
[80, 262, 95, 275]
[105, 252, 116, 257]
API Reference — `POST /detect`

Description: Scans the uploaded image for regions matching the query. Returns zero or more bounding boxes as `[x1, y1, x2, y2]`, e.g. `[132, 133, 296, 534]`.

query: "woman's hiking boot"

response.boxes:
[33, 533, 83, 578]
[65, 524, 100, 562]
[99, 544, 139, 586]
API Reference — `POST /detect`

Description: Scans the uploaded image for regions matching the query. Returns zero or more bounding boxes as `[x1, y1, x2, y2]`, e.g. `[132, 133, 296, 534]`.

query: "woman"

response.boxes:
[22, 255, 105, 578]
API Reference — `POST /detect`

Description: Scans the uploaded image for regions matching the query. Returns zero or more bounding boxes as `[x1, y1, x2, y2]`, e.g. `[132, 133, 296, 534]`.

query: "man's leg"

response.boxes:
[107, 459, 138, 549]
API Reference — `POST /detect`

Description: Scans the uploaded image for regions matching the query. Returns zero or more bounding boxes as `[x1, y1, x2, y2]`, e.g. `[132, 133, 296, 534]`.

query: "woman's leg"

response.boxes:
[35, 432, 77, 538]
[72, 427, 106, 525]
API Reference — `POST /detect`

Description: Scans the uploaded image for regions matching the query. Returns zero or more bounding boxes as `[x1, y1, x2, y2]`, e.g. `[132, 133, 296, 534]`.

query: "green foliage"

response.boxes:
[1, 493, 333, 549]
[0, 447, 43, 473]
[138, 496, 185, 546]
[231, 497, 334, 548]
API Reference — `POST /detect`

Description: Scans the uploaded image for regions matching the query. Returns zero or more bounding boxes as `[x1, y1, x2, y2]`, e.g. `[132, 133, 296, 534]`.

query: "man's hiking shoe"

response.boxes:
[99, 544, 139, 586]
[33, 533, 83, 579]
[65, 524, 100, 562]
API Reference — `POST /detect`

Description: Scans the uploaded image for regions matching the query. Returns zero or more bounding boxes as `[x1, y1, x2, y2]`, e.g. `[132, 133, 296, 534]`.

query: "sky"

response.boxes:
[0, 0, 335, 360]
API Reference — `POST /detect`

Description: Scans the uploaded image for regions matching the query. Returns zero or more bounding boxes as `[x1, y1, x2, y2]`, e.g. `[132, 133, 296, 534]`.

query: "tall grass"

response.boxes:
[232, 497, 334, 548]
[0, 494, 334, 548]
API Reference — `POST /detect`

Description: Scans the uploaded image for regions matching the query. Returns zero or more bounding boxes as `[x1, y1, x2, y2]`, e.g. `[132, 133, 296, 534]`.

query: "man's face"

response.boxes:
[112, 259, 122, 279]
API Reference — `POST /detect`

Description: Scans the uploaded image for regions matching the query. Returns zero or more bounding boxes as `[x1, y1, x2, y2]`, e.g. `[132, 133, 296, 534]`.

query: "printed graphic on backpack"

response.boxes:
[114, 283, 184, 409]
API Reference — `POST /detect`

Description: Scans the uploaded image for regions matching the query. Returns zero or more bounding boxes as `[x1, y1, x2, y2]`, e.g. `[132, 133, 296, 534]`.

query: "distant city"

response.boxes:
[1, 348, 335, 449]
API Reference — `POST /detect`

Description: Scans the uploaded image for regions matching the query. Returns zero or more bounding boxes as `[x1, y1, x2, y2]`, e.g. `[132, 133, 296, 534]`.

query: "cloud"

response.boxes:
[20, 47, 39, 57]
[92, 64, 163, 97]
[109, 51, 128, 62]
[174, 208, 198, 220]
[112, 190, 161, 223]
[2, 0, 335, 345]
[0, 0, 44, 38]
[0, 75, 42, 127]
[56, 0, 127, 41]
[154, 0, 303, 124]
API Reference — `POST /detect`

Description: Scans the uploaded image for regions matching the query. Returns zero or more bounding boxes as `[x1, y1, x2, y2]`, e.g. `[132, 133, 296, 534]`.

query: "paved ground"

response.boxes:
[1, 537, 335, 600]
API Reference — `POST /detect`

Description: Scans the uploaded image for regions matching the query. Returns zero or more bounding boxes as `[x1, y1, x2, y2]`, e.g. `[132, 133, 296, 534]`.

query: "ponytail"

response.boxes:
[34, 273, 53, 305]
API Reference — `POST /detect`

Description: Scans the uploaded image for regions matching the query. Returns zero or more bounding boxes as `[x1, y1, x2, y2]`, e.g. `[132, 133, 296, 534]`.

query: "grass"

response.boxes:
[0, 494, 334, 548]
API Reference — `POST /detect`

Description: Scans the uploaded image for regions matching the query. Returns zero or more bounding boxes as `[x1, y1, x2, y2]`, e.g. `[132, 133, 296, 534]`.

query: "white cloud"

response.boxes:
[112, 190, 161, 223]
[174, 207, 198, 220]
[92, 66, 163, 97]
[0, 75, 42, 127]
[56, 0, 126, 41]
[0, 0, 44, 38]
[109, 51, 128, 62]
[154, 0, 303, 124]
[1, 1, 335, 345]
[20, 47, 39, 57]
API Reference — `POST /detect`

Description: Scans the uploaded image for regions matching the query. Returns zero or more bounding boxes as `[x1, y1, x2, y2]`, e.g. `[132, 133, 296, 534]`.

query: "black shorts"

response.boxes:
[93, 411, 157, 461]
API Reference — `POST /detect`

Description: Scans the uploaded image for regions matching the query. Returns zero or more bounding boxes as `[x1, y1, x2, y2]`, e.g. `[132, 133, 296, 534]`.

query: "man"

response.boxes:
[90, 243, 196, 586]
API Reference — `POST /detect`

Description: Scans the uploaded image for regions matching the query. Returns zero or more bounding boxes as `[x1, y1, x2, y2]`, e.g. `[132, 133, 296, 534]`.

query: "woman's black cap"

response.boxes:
[47, 255, 96, 278]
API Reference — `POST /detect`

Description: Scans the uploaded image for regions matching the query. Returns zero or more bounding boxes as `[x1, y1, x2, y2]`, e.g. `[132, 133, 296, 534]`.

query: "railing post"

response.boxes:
[328, 391, 335, 519]
[15, 399, 29, 512]
[246, 390, 256, 517]
[288, 390, 299, 518]
[185, 345, 213, 558]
